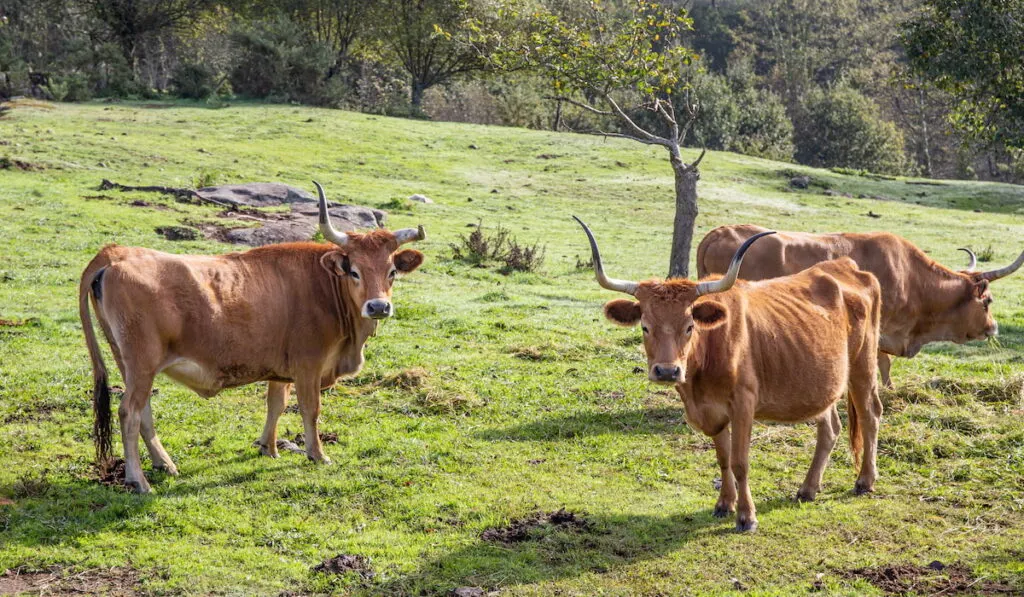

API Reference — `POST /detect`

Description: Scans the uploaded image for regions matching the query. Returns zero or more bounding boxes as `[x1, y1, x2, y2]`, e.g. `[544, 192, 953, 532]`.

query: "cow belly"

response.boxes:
[162, 358, 222, 397]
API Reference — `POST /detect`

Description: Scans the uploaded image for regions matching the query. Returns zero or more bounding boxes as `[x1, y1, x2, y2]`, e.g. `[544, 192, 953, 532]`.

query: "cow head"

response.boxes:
[574, 216, 773, 384]
[948, 246, 1024, 344]
[315, 182, 424, 320]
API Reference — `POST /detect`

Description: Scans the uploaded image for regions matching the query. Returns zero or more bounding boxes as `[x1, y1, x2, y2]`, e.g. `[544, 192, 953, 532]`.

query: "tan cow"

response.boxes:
[575, 217, 883, 531]
[79, 182, 425, 493]
[697, 225, 1021, 386]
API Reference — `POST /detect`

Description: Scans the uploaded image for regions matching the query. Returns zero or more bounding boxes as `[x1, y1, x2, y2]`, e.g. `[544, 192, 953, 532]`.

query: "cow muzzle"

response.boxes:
[650, 363, 683, 384]
[362, 299, 393, 320]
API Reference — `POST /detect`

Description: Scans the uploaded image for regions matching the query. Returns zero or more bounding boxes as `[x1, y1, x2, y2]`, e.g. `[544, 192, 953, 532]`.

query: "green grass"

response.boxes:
[1, 100, 1023, 595]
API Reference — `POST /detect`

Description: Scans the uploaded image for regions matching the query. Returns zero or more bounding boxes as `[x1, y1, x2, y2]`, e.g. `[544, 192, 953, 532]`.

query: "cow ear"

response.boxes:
[692, 301, 727, 328]
[394, 249, 424, 273]
[973, 279, 989, 298]
[319, 251, 349, 277]
[604, 299, 642, 326]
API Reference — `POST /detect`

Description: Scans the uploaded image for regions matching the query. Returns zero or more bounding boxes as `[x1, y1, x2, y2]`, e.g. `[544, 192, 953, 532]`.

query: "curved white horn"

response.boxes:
[958, 247, 977, 272]
[695, 230, 776, 297]
[980, 248, 1024, 282]
[572, 216, 638, 295]
[394, 225, 426, 245]
[313, 181, 349, 247]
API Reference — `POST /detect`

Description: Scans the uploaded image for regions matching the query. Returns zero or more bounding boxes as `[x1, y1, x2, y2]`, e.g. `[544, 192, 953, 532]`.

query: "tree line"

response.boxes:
[1, 0, 1021, 183]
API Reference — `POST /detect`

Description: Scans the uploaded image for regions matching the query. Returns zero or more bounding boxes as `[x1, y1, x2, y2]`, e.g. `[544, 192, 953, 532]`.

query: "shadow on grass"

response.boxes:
[372, 496, 824, 595]
[475, 406, 689, 442]
[0, 450, 295, 550]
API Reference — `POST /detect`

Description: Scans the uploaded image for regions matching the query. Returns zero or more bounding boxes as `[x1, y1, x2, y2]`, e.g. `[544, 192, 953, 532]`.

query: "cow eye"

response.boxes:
[349, 270, 361, 280]
[389, 269, 397, 279]
[641, 326, 649, 334]
[686, 324, 694, 335]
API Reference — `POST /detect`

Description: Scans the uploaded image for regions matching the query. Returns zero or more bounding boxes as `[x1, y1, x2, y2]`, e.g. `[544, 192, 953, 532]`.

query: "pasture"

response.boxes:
[1, 101, 1023, 595]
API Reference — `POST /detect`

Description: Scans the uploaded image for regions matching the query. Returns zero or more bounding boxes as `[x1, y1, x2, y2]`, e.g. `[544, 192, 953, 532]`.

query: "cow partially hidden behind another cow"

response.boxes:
[697, 225, 1021, 387]
[79, 182, 425, 493]
[574, 217, 884, 532]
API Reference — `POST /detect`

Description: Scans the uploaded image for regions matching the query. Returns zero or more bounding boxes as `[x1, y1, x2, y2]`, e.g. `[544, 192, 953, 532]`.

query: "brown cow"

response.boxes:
[697, 225, 1021, 386]
[79, 182, 425, 493]
[575, 217, 883, 531]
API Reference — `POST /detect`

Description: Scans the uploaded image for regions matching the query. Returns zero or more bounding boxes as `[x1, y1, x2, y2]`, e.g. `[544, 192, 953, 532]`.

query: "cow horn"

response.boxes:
[393, 225, 426, 245]
[958, 247, 977, 272]
[572, 216, 638, 295]
[695, 230, 776, 297]
[313, 181, 350, 247]
[979, 248, 1024, 282]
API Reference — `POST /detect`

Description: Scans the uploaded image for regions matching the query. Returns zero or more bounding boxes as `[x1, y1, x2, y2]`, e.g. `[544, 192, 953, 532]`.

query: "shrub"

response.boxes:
[450, 221, 509, 266]
[501, 238, 546, 274]
[171, 62, 218, 100]
[794, 83, 906, 175]
[686, 71, 794, 162]
[228, 17, 335, 105]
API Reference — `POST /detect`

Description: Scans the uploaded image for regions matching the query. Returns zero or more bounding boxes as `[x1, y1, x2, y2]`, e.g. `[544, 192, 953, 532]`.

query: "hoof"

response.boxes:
[154, 463, 179, 476]
[713, 505, 734, 518]
[125, 479, 152, 494]
[795, 488, 816, 502]
[306, 454, 332, 465]
[253, 440, 279, 458]
[854, 480, 874, 495]
[735, 517, 758, 533]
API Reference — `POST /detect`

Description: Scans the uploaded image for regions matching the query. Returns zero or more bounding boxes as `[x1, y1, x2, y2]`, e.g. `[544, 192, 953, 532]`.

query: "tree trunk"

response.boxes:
[667, 157, 699, 279]
[411, 80, 426, 111]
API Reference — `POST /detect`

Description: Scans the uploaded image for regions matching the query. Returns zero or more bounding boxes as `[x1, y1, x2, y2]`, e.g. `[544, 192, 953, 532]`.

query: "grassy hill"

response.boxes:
[1, 101, 1023, 595]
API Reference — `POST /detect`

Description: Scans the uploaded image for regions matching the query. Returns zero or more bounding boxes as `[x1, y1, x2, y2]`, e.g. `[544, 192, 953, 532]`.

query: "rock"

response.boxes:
[292, 202, 386, 229]
[155, 226, 198, 241]
[409, 193, 434, 204]
[790, 175, 811, 189]
[451, 588, 484, 597]
[195, 183, 314, 208]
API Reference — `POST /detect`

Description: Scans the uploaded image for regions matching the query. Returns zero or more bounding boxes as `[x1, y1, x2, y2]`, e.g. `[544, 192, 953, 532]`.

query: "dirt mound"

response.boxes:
[312, 554, 374, 579]
[841, 561, 1016, 595]
[481, 508, 590, 543]
[0, 566, 140, 596]
[97, 458, 127, 487]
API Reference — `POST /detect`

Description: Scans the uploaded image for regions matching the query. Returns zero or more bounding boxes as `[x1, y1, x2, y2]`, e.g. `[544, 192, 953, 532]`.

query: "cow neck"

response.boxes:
[912, 256, 972, 317]
[686, 320, 728, 384]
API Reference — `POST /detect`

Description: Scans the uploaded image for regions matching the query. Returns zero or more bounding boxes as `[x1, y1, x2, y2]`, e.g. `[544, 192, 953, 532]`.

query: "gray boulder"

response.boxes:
[196, 183, 314, 208]
[196, 182, 388, 247]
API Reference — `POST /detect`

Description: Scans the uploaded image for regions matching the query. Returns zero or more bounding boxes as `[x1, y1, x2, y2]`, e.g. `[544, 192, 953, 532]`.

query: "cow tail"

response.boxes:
[847, 393, 862, 471]
[80, 266, 113, 468]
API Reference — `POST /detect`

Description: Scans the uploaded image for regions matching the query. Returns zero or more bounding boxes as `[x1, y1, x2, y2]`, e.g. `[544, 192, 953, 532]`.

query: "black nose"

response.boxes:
[652, 364, 681, 382]
[364, 299, 392, 319]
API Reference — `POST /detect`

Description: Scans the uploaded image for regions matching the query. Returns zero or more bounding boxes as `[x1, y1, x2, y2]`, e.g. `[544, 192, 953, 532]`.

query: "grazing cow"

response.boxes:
[79, 182, 425, 493]
[697, 225, 1022, 386]
[574, 217, 883, 531]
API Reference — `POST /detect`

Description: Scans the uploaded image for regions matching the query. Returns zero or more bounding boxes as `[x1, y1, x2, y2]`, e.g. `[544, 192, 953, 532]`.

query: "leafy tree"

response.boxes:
[795, 83, 906, 174]
[374, 0, 487, 111]
[85, 0, 211, 74]
[901, 0, 1024, 148]
[467, 1, 705, 278]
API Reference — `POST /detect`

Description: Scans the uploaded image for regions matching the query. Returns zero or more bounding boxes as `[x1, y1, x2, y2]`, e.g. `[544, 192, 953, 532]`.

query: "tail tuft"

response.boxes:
[93, 373, 113, 467]
[847, 395, 862, 471]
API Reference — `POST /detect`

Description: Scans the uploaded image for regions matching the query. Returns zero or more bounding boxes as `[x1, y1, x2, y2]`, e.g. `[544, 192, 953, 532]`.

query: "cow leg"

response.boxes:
[851, 378, 883, 495]
[877, 353, 893, 388]
[796, 404, 841, 502]
[256, 382, 290, 458]
[141, 399, 177, 475]
[296, 378, 330, 464]
[120, 375, 155, 493]
[729, 402, 757, 532]
[712, 427, 737, 517]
